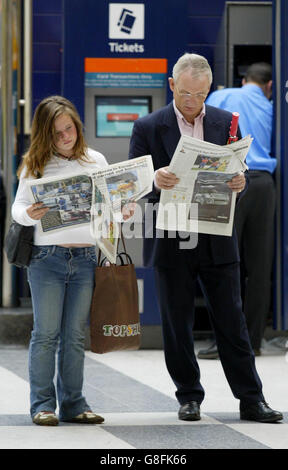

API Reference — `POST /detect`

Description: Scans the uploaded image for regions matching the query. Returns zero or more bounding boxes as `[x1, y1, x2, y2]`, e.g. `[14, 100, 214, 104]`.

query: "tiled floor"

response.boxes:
[0, 341, 287, 450]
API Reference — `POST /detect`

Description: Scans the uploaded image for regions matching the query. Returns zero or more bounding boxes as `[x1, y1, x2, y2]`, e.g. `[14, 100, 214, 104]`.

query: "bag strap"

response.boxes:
[119, 228, 130, 264]
[97, 225, 131, 266]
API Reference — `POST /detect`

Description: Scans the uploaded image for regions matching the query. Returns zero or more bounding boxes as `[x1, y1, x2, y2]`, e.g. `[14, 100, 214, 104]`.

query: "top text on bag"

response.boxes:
[103, 323, 140, 337]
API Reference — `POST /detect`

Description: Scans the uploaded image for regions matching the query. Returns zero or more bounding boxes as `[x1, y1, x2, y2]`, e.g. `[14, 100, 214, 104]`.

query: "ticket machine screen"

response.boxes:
[95, 96, 151, 137]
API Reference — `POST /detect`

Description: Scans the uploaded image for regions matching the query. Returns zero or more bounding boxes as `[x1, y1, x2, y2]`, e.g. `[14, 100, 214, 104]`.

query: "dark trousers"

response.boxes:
[154, 236, 264, 406]
[235, 171, 276, 349]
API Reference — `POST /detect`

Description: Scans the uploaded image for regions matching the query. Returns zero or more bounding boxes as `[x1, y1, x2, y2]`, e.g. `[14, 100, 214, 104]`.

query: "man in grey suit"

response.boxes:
[129, 53, 282, 423]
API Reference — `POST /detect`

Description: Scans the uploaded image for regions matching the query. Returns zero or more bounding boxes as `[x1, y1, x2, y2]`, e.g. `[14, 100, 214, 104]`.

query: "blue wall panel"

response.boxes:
[62, 0, 189, 120]
[33, 44, 62, 72]
[33, 0, 63, 14]
[188, 0, 225, 16]
[274, 0, 288, 329]
[33, 72, 62, 101]
[32, 0, 265, 111]
[32, 0, 63, 111]
[33, 14, 62, 43]
[188, 17, 222, 44]
[136, 268, 161, 325]
[187, 44, 214, 65]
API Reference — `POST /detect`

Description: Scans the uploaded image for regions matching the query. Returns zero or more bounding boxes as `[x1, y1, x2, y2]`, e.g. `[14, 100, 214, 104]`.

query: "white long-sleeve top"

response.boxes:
[12, 148, 108, 246]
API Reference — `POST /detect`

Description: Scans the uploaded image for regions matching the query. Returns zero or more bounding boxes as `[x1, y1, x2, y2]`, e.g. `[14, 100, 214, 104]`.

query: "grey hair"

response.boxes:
[172, 53, 213, 85]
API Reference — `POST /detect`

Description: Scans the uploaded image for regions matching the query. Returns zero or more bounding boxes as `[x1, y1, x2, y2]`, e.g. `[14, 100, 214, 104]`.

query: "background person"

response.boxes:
[129, 53, 282, 423]
[0, 172, 6, 306]
[198, 62, 276, 359]
[0, 172, 6, 243]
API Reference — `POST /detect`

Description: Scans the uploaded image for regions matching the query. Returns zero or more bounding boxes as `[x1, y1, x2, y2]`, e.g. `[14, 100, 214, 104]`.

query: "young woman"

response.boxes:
[12, 96, 109, 426]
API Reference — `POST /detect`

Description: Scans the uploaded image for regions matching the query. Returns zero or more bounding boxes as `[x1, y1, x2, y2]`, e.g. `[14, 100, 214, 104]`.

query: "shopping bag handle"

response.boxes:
[99, 251, 133, 267]
[97, 225, 132, 266]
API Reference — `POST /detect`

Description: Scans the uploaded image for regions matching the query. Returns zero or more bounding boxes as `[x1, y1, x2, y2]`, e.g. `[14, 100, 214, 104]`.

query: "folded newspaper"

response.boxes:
[27, 155, 154, 263]
[156, 134, 252, 236]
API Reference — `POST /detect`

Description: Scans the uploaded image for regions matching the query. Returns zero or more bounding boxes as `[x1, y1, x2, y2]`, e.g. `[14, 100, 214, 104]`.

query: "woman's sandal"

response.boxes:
[66, 411, 104, 424]
[33, 411, 59, 426]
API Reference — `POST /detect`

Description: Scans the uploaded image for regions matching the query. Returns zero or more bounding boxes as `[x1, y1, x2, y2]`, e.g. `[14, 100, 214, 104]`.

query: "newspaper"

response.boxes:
[89, 155, 154, 262]
[28, 155, 154, 263]
[156, 134, 252, 236]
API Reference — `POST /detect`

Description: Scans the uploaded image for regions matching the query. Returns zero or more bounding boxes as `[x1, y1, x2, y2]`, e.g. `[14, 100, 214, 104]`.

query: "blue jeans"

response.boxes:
[27, 245, 97, 420]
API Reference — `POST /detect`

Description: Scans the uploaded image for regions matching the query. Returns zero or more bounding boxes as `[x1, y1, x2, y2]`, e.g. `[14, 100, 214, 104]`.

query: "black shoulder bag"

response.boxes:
[4, 222, 34, 268]
[4, 172, 40, 268]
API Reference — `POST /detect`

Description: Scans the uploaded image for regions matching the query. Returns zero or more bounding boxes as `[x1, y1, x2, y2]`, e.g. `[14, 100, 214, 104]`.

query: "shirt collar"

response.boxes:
[173, 100, 206, 126]
[243, 83, 265, 97]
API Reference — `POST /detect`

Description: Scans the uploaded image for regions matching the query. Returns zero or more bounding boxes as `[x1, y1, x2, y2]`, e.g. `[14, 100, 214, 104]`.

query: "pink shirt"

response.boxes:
[173, 100, 206, 139]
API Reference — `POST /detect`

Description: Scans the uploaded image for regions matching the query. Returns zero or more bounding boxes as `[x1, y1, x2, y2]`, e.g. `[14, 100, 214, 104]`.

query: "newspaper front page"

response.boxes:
[28, 155, 154, 263]
[90, 155, 154, 262]
[156, 135, 252, 236]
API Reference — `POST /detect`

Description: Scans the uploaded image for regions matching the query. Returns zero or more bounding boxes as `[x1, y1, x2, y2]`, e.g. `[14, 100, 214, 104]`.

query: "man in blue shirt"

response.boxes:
[198, 62, 276, 357]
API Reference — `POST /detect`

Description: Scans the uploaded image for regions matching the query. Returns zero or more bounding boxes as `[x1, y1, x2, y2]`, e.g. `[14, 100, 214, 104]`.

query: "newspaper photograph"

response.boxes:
[28, 155, 154, 263]
[156, 134, 252, 236]
[29, 174, 92, 232]
[90, 196, 120, 264]
[89, 154, 154, 262]
[91, 155, 154, 221]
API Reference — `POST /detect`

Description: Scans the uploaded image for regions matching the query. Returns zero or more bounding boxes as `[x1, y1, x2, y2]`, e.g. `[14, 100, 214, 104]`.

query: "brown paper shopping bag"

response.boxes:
[90, 248, 140, 354]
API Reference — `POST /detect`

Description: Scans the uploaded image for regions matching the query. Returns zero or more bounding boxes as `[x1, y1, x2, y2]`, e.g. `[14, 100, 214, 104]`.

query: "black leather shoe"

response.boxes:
[178, 401, 201, 421]
[197, 342, 219, 359]
[240, 401, 283, 423]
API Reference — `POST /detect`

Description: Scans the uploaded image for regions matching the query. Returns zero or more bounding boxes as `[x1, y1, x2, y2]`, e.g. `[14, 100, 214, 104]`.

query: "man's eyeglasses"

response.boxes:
[175, 86, 208, 101]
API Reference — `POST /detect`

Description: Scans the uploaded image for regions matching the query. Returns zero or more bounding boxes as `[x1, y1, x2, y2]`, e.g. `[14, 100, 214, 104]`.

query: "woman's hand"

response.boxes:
[121, 201, 136, 221]
[227, 172, 246, 193]
[26, 202, 50, 220]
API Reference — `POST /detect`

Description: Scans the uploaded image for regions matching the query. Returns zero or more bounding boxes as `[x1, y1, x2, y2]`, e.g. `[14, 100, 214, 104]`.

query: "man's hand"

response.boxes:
[155, 167, 180, 190]
[227, 172, 246, 193]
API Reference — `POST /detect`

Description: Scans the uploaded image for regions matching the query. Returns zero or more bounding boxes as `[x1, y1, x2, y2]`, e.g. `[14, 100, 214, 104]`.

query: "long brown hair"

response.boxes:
[18, 96, 89, 178]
